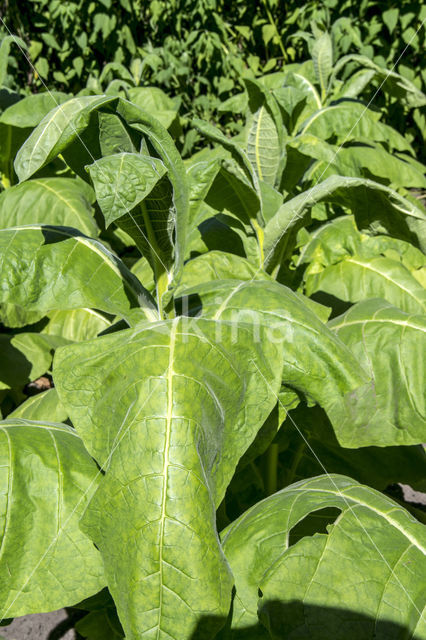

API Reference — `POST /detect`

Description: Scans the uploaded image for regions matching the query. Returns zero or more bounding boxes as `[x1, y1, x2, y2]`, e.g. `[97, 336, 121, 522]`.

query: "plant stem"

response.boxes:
[266, 443, 279, 496]
[140, 201, 167, 318]
[252, 219, 265, 268]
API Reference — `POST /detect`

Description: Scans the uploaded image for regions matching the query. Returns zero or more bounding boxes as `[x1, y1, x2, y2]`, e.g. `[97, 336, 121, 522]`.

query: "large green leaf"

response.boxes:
[0, 419, 105, 617]
[222, 475, 426, 638]
[178, 279, 371, 441]
[306, 255, 426, 315]
[297, 215, 426, 281]
[298, 101, 413, 153]
[0, 177, 98, 236]
[263, 175, 426, 272]
[53, 318, 283, 640]
[292, 135, 426, 189]
[328, 299, 426, 446]
[0, 226, 157, 324]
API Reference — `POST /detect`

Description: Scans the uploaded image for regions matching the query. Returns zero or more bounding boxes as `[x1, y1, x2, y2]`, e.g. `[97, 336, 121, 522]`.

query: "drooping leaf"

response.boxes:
[0, 177, 98, 236]
[263, 175, 426, 273]
[14, 95, 115, 181]
[0, 419, 105, 617]
[178, 279, 371, 441]
[306, 255, 426, 315]
[0, 226, 157, 324]
[222, 475, 426, 637]
[327, 299, 426, 446]
[53, 318, 283, 640]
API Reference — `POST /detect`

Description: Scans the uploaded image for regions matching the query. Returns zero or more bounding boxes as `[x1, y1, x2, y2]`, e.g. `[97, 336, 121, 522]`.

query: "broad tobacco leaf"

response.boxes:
[0, 177, 98, 236]
[53, 318, 283, 639]
[329, 299, 426, 445]
[179, 278, 371, 444]
[0, 225, 157, 324]
[222, 475, 426, 638]
[0, 419, 105, 617]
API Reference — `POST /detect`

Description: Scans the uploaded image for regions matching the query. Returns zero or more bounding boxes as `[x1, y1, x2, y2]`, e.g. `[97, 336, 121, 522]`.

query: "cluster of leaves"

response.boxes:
[1, 0, 425, 137]
[0, 27, 425, 640]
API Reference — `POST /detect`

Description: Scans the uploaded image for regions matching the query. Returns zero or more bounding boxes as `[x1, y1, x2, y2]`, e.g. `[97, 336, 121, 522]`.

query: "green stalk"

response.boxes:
[252, 219, 265, 268]
[140, 201, 168, 318]
[265, 443, 279, 496]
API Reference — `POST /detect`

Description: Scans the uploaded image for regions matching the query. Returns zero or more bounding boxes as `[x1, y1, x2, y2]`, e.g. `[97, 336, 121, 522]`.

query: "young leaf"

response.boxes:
[222, 475, 426, 637]
[0, 419, 105, 617]
[86, 152, 167, 226]
[53, 318, 283, 640]
[311, 31, 333, 100]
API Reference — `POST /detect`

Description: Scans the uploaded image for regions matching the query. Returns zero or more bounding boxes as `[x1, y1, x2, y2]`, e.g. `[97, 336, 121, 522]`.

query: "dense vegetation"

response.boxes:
[0, 2, 425, 639]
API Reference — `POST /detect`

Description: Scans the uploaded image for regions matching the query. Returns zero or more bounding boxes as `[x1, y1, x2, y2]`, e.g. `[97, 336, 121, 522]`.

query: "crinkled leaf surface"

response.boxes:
[222, 475, 426, 638]
[14, 96, 189, 286]
[0, 178, 97, 236]
[328, 299, 426, 445]
[0, 226, 157, 324]
[53, 318, 283, 639]
[86, 152, 167, 227]
[0, 419, 105, 617]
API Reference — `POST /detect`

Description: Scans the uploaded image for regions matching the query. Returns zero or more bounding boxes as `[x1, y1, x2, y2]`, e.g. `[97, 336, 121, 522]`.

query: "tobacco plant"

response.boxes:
[0, 85, 424, 640]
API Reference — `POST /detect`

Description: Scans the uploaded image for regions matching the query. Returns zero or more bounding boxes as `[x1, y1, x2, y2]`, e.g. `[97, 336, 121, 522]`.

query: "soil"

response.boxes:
[1, 609, 79, 640]
[2, 485, 425, 639]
